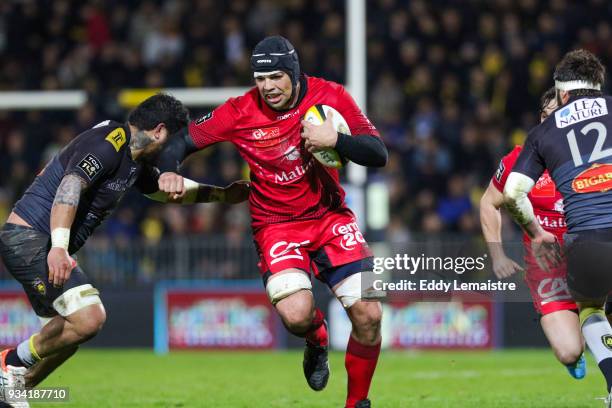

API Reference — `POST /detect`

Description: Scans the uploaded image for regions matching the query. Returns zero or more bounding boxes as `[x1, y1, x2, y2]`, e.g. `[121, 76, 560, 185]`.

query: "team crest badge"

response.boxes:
[31, 277, 46, 296]
[602, 335, 612, 350]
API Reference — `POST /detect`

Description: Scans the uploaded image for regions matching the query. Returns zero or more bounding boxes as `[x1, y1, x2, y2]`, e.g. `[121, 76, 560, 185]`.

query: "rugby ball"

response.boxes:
[304, 104, 349, 168]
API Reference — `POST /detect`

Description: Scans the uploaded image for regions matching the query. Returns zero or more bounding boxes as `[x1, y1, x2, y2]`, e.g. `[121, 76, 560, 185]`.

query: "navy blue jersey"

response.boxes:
[13, 120, 159, 253]
[513, 95, 612, 232]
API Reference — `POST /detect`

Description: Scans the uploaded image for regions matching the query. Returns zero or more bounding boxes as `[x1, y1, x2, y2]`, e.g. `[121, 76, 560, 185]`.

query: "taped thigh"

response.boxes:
[334, 272, 385, 308]
[52, 284, 102, 317]
[265, 272, 312, 305]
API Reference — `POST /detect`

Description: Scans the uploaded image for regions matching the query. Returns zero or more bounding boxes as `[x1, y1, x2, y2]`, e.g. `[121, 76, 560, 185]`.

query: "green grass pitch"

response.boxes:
[32, 349, 606, 407]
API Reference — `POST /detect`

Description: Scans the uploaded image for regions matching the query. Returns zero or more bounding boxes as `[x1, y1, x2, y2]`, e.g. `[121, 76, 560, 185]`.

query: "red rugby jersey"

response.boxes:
[188, 75, 379, 228]
[492, 145, 566, 267]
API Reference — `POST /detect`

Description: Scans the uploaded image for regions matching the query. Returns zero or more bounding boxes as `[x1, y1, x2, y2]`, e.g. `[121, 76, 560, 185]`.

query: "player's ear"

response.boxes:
[559, 90, 570, 105]
[153, 123, 167, 141]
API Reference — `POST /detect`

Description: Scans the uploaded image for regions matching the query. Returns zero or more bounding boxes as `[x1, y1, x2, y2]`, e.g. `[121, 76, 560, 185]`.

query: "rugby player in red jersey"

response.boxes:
[156, 36, 387, 408]
[480, 88, 585, 379]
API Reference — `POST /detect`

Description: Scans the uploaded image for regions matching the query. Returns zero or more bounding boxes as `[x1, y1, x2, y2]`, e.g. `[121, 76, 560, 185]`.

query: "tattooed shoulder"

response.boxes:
[53, 173, 87, 207]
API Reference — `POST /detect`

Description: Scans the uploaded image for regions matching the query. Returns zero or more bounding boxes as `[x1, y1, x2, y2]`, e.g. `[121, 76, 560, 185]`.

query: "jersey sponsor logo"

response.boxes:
[274, 159, 314, 183]
[602, 335, 612, 350]
[195, 111, 213, 125]
[252, 127, 281, 147]
[571, 163, 612, 193]
[536, 214, 566, 229]
[531, 173, 556, 197]
[494, 160, 505, 182]
[555, 97, 608, 128]
[105, 128, 127, 152]
[256, 59, 272, 64]
[282, 146, 300, 161]
[269, 240, 311, 265]
[77, 153, 103, 180]
[105, 167, 139, 192]
[537, 277, 571, 304]
[277, 109, 300, 121]
[332, 221, 366, 251]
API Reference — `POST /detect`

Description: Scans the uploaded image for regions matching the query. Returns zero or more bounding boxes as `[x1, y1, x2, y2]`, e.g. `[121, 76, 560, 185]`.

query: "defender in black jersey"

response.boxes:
[504, 50, 612, 405]
[0, 94, 249, 405]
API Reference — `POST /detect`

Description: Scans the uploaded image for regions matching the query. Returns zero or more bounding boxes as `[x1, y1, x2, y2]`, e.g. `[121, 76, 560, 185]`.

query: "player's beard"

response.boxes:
[129, 129, 159, 160]
[264, 84, 298, 111]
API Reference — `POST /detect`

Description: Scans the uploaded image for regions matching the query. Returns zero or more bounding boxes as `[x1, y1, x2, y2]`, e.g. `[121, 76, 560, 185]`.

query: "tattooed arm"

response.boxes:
[48, 173, 88, 287]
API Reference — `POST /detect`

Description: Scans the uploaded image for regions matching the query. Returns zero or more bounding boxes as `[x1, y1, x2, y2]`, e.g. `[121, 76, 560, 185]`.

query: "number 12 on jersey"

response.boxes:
[566, 121, 612, 166]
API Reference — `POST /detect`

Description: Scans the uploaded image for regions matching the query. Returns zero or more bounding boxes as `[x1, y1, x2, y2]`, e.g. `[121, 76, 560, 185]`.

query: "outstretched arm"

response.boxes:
[146, 179, 250, 204]
[48, 174, 87, 287]
[480, 181, 523, 278]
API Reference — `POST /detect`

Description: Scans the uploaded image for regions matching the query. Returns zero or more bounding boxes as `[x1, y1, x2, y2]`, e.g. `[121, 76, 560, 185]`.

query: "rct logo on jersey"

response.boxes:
[537, 278, 572, 303]
[269, 240, 310, 265]
[555, 98, 608, 128]
[332, 221, 365, 251]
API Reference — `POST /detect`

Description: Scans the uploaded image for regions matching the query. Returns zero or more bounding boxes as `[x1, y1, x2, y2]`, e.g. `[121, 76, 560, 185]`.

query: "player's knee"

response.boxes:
[73, 304, 106, 340]
[53, 284, 105, 340]
[282, 310, 314, 335]
[555, 346, 582, 366]
[276, 292, 315, 335]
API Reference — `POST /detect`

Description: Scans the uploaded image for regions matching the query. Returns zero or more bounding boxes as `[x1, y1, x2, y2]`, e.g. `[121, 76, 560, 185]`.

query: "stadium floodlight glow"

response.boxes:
[0, 91, 86, 110]
[118, 88, 251, 108]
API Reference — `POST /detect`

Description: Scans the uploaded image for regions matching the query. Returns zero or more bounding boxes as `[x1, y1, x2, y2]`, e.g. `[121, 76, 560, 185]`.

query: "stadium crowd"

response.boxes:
[1, 0, 612, 247]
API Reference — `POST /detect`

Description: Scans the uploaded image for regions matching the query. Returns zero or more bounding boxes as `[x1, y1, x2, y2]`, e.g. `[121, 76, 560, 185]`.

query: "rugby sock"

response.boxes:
[305, 308, 328, 347]
[581, 310, 612, 391]
[10, 334, 41, 368]
[345, 336, 381, 408]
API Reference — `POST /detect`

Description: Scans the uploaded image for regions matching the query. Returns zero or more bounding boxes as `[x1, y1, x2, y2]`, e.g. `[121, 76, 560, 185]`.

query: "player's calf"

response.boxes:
[347, 300, 382, 345]
[334, 271, 383, 408]
[579, 303, 612, 391]
[25, 346, 78, 388]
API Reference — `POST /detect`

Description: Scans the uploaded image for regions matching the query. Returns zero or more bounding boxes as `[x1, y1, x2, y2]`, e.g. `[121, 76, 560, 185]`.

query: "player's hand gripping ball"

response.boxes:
[301, 105, 349, 168]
